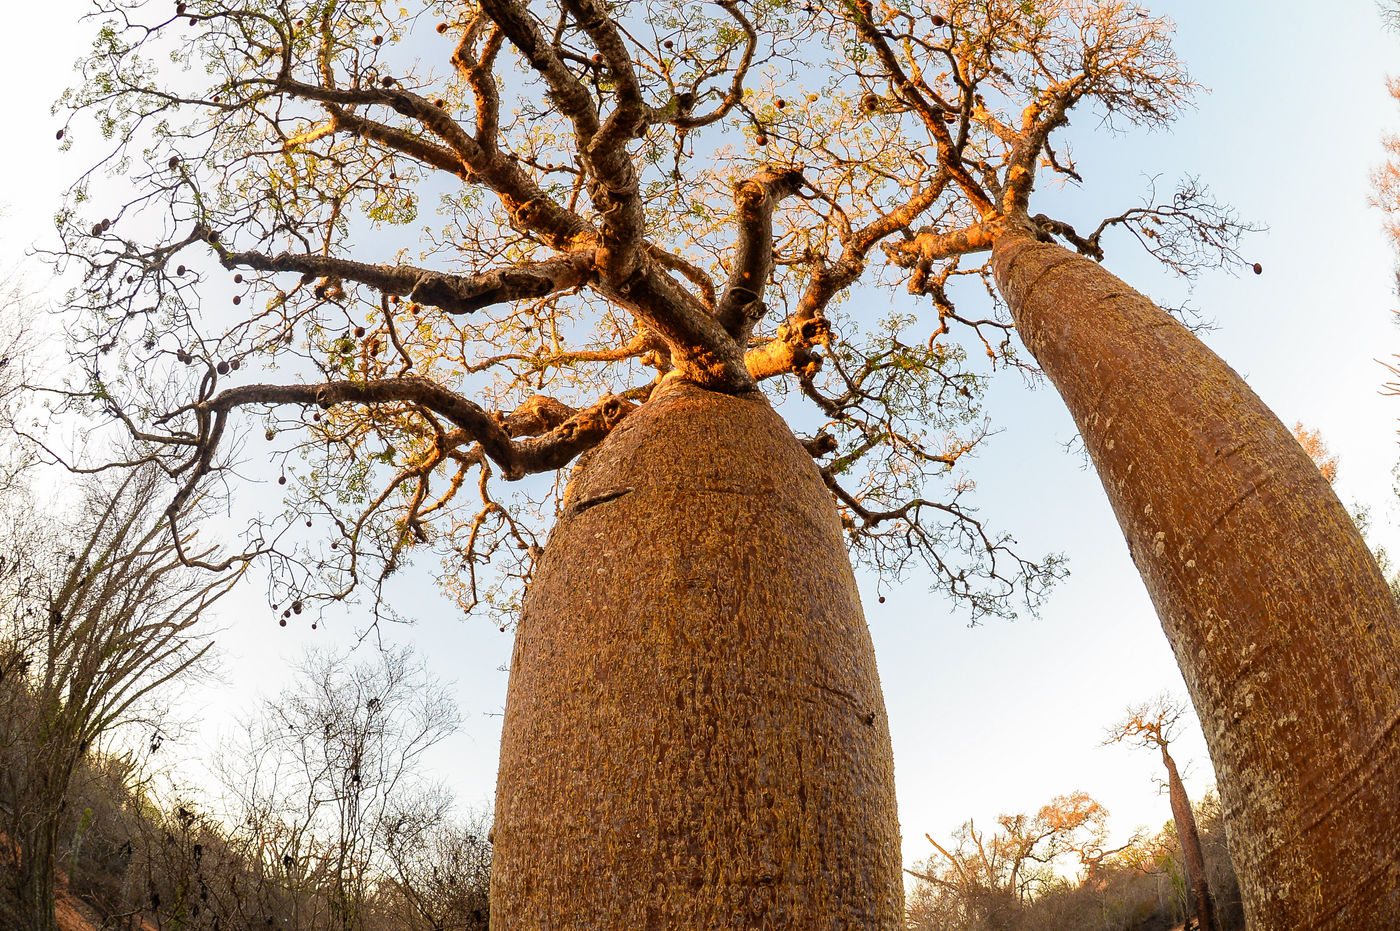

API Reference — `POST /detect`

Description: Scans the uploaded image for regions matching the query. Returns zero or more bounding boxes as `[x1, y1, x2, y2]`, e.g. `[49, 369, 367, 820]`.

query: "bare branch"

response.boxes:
[217, 246, 597, 315]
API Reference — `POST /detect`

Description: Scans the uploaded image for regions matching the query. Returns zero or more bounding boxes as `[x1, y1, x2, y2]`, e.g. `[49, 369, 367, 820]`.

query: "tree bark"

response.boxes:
[490, 380, 904, 928]
[992, 226, 1400, 928]
[16, 817, 61, 931]
[1163, 747, 1216, 931]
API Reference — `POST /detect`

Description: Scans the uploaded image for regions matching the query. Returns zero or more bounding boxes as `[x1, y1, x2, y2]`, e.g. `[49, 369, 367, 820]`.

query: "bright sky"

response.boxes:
[2, 0, 1398, 882]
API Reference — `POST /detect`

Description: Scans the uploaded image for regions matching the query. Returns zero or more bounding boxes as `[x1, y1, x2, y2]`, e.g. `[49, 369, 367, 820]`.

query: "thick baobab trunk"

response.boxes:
[1162, 746, 1217, 931]
[490, 380, 904, 929]
[992, 227, 1400, 928]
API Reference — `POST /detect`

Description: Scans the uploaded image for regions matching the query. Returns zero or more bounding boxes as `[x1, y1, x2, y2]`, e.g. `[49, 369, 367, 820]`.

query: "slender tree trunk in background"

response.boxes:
[490, 380, 904, 928]
[17, 817, 60, 931]
[992, 226, 1400, 928]
[1162, 746, 1217, 931]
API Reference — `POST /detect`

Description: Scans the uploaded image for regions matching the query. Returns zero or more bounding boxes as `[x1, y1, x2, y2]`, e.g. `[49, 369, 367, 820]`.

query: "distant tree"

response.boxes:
[0, 466, 237, 931]
[1292, 423, 1339, 485]
[210, 646, 462, 931]
[1106, 695, 1217, 931]
[1374, 3, 1400, 255]
[382, 811, 492, 931]
[907, 790, 1113, 931]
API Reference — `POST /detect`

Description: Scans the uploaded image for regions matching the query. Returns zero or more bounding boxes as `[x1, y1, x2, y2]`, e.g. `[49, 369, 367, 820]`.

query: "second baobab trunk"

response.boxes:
[995, 226, 1400, 929]
[490, 381, 904, 928]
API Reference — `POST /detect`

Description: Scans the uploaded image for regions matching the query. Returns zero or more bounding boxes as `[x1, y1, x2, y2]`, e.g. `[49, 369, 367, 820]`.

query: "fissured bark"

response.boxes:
[993, 227, 1400, 929]
[490, 380, 903, 929]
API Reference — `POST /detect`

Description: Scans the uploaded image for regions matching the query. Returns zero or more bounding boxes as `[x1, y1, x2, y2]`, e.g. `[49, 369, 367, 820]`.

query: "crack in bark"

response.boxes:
[571, 487, 634, 514]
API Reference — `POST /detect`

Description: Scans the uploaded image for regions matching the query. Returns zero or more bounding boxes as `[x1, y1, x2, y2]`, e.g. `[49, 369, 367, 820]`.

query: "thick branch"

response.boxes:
[451, 17, 505, 145]
[885, 219, 1001, 266]
[291, 103, 467, 177]
[218, 248, 596, 314]
[1002, 86, 1079, 215]
[477, 0, 600, 144]
[200, 377, 633, 480]
[274, 76, 592, 249]
[602, 264, 754, 391]
[744, 316, 829, 381]
[715, 166, 807, 339]
[563, 0, 648, 282]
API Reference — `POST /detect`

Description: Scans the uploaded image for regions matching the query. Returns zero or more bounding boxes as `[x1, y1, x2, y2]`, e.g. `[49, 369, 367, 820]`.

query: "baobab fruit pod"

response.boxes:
[1252, 262, 1263, 275]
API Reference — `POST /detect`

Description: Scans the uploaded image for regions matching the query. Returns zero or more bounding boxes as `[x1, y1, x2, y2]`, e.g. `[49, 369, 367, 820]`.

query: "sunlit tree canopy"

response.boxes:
[49, 0, 1255, 623]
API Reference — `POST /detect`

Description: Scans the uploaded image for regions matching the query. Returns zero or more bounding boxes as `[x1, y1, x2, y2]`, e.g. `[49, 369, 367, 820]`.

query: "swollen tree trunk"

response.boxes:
[992, 226, 1400, 928]
[1162, 745, 1216, 931]
[490, 380, 904, 928]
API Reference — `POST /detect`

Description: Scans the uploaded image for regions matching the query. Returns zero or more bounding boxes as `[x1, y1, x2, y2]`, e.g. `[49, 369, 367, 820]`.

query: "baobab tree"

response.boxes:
[50, 0, 1400, 927]
[1106, 695, 1217, 931]
[812, 3, 1400, 927]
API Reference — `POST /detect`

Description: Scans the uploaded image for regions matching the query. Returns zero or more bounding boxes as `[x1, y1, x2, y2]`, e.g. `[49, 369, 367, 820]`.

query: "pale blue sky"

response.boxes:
[2, 0, 1397, 879]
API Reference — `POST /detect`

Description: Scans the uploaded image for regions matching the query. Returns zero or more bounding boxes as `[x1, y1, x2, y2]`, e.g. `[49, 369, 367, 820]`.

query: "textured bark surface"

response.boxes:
[993, 228, 1400, 929]
[16, 819, 61, 931]
[489, 381, 904, 929]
